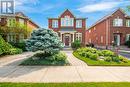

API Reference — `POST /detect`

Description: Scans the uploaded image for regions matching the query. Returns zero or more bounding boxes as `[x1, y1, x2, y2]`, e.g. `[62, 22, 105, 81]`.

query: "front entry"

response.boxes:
[65, 36, 69, 46]
[114, 34, 120, 46]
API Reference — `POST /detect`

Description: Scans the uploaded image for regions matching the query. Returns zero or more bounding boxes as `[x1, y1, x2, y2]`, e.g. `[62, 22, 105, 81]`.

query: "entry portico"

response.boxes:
[59, 30, 76, 46]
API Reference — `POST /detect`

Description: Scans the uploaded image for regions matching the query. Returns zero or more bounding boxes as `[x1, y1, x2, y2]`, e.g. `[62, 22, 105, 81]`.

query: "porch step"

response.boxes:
[63, 47, 73, 51]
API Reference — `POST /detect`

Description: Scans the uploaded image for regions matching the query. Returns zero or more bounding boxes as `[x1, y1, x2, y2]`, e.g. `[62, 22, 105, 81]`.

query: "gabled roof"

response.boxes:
[0, 12, 40, 28]
[59, 9, 75, 18]
[88, 8, 130, 29]
[48, 9, 86, 19]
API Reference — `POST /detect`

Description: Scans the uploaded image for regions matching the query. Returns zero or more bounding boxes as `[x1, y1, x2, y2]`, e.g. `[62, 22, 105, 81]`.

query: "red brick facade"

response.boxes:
[86, 9, 130, 46]
[48, 9, 86, 46]
[0, 12, 39, 42]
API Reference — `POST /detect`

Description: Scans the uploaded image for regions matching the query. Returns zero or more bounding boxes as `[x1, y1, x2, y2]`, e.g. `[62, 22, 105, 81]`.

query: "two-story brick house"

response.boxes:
[86, 8, 130, 46]
[0, 12, 39, 43]
[48, 9, 86, 47]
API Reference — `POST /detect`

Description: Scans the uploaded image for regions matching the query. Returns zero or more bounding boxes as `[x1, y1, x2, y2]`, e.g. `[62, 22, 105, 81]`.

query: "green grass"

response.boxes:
[20, 57, 69, 66]
[0, 82, 130, 87]
[73, 51, 130, 66]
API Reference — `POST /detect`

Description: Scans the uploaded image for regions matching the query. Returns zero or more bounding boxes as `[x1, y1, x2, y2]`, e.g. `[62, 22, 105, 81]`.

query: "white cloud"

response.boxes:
[77, 1, 120, 13]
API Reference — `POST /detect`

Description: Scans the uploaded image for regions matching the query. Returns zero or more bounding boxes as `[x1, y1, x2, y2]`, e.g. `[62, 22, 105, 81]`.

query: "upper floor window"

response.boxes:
[52, 20, 58, 28]
[126, 20, 130, 27]
[7, 18, 16, 27]
[113, 18, 123, 27]
[19, 18, 24, 25]
[76, 20, 82, 28]
[61, 16, 74, 27]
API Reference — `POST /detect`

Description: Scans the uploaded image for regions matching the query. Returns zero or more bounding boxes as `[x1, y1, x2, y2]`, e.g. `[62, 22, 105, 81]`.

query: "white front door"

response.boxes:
[114, 34, 120, 46]
[117, 35, 120, 46]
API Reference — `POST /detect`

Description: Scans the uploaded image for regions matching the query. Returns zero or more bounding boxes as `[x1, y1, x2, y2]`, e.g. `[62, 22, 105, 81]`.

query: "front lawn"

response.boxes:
[0, 82, 130, 87]
[73, 47, 130, 66]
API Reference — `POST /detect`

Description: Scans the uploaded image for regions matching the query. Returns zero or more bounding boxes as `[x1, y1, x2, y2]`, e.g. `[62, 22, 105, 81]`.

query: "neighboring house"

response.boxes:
[86, 8, 130, 46]
[0, 12, 39, 43]
[48, 9, 86, 47]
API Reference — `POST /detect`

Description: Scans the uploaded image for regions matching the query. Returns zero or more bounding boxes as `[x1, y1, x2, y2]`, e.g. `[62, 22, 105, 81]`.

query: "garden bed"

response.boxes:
[73, 47, 130, 66]
[20, 52, 69, 66]
[20, 58, 69, 66]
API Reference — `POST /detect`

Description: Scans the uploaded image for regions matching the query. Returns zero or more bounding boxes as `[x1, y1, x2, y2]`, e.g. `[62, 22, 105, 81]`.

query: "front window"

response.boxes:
[7, 18, 16, 27]
[19, 18, 24, 25]
[61, 16, 74, 27]
[126, 34, 130, 41]
[113, 18, 123, 27]
[76, 33, 82, 42]
[126, 20, 130, 27]
[52, 20, 58, 28]
[7, 33, 16, 42]
[19, 34, 24, 42]
[76, 20, 82, 28]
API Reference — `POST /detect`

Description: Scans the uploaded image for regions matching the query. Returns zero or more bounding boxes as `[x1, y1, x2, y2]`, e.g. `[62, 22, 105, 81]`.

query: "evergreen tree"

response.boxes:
[26, 28, 63, 55]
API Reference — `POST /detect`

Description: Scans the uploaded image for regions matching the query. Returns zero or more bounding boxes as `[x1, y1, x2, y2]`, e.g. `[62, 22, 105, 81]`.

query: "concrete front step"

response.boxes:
[63, 47, 73, 51]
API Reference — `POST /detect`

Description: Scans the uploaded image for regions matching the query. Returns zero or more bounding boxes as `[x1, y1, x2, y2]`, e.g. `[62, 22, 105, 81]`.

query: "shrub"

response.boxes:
[86, 43, 94, 47]
[71, 40, 81, 49]
[119, 56, 129, 63]
[112, 56, 120, 62]
[8, 48, 23, 55]
[26, 29, 63, 56]
[0, 35, 12, 55]
[45, 52, 67, 61]
[89, 53, 99, 60]
[104, 57, 112, 62]
[55, 52, 67, 61]
[0, 48, 3, 55]
[102, 50, 115, 57]
[97, 50, 104, 56]
[10, 41, 26, 51]
[125, 40, 130, 48]
[0, 35, 22, 55]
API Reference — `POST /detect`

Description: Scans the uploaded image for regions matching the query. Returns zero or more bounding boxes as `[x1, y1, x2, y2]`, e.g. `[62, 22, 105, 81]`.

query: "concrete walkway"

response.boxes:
[0, 51, 130, 82]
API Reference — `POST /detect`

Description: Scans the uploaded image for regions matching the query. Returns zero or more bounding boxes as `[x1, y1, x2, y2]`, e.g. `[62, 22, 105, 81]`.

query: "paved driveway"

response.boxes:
[0, 51, 130, 82]
[119, 52, 130, 59]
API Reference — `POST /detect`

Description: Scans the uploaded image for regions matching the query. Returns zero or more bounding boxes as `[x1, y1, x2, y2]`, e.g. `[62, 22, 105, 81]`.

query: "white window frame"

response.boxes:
[76, 20, 82, 28]
[52, 20, 58, 28]
[126, 34, 130, 41]
[126, 20, 130, 27]
[7, 18, 16, 27]
[19, 18, 24, 25]
[76, 33, 82, 42]
[19, 34, 24, 42]
[7, 33, 16, 42]
[61, 16, 74, 27]
[113, 18, 123, 27]
[101, 36, 103, 43]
